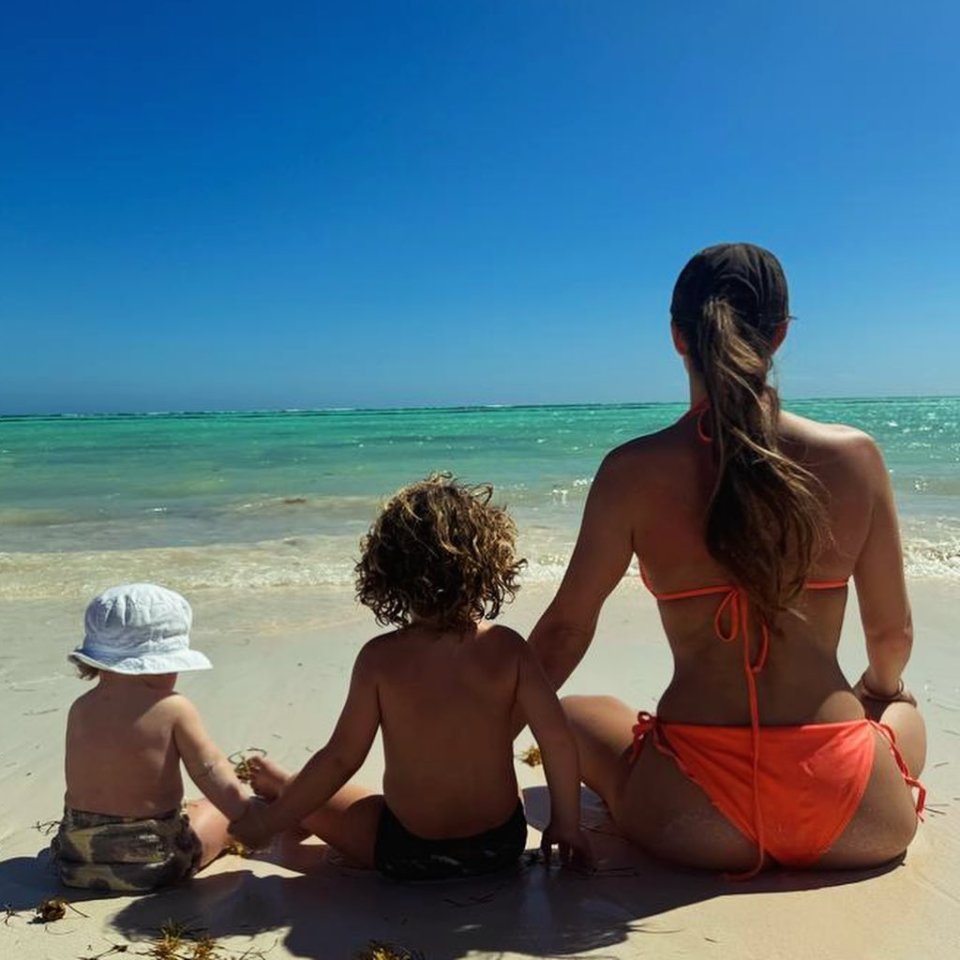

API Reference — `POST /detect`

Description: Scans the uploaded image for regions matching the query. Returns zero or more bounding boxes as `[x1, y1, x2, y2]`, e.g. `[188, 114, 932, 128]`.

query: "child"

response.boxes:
[52, 583, 250, 892]
[231, 474, 591, 879]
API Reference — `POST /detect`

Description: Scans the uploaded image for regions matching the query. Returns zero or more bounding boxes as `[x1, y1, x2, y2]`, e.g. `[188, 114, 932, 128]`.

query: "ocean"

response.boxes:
[1, 397, 958, 600]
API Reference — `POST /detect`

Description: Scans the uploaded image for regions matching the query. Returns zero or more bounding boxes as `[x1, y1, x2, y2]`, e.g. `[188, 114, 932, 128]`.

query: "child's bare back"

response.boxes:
[369, 620, 527, 837]
[65, 674, 242, 823]
[65, 674, 189, 818]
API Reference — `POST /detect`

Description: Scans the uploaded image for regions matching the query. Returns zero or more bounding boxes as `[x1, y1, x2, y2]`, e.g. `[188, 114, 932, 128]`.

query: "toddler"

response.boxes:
[232, 474, 590, 879]
[52, 583, 250, 892]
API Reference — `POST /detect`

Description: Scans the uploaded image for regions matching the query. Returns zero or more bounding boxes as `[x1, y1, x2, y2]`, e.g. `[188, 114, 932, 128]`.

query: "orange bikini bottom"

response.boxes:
[632, 714, 925, 867]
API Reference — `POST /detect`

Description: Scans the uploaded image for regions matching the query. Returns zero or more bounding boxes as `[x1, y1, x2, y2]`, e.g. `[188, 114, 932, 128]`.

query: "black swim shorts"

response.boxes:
[374, 801, 527, 881]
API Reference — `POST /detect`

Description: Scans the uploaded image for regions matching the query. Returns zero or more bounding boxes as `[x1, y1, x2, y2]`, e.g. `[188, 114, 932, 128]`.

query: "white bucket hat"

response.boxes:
[69, 583, 212, 675]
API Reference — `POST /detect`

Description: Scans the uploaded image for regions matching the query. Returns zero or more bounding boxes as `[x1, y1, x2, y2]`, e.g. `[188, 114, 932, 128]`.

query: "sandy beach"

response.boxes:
[1, 576, 957, 959]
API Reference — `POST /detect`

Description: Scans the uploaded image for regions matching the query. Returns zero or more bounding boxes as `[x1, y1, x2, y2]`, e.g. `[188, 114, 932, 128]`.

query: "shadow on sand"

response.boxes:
[0, 786, 904, 959]
[106, 788, 903, 960]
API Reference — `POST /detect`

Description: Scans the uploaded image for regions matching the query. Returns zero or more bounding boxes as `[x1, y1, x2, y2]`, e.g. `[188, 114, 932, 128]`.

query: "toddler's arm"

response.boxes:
[516, 640, 592, 869]
[173, 698, 250, 821]
[231, 643, 381, 846]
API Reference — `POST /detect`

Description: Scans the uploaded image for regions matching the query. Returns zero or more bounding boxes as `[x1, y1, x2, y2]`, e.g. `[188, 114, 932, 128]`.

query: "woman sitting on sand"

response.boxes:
[528, 243, 926, 876]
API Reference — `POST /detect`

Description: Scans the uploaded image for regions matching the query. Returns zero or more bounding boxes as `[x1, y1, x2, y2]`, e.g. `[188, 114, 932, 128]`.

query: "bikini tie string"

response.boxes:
[726, 587, 767, 881]
[631, 711, 657, 761]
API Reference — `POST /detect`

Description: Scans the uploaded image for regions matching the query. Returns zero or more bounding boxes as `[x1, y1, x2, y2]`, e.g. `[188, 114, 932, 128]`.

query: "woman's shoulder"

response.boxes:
[781, 412, 891, 496]
[781, 411, 886, 462]
[599, 418, 695, 478]
[611, 411, 690, 453]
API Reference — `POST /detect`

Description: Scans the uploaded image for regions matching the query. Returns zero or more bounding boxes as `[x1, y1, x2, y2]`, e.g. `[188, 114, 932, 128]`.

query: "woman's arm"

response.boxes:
[231, 643, 381, 845]
[851, 436, 914, 699]
[528, 453, 635, 691]
[515, 641, 591, 868]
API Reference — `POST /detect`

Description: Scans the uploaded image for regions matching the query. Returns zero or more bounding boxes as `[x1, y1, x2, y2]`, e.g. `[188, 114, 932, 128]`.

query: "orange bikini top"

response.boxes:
[639, 398, 849, 878]
[646, 398, 849, 622]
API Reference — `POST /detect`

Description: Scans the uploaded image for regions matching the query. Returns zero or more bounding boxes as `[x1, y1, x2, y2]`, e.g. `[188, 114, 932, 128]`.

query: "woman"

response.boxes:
[529, 243, 926, 876]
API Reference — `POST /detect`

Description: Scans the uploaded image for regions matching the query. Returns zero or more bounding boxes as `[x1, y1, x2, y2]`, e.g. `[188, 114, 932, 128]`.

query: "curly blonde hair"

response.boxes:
[355, 474, 526, 628]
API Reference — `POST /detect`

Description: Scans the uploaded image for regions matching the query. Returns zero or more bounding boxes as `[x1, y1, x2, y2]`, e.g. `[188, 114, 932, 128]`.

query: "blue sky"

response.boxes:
[2, 1, 958, 413]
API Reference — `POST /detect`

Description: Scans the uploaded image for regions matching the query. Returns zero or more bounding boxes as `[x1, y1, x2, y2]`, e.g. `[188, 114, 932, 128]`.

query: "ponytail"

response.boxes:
[688, 298, 828, 624]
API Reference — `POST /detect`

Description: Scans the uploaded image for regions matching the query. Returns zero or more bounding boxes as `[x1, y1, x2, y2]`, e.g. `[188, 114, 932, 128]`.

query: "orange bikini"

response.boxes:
[632, 402, 925, 878]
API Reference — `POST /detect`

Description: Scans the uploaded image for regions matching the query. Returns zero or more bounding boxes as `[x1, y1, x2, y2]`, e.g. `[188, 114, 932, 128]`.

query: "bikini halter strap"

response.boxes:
[680, 396, 711, 443]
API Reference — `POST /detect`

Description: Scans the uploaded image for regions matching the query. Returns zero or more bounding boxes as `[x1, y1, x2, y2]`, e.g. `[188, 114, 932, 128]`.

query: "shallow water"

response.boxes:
[1, 397, 958, 598]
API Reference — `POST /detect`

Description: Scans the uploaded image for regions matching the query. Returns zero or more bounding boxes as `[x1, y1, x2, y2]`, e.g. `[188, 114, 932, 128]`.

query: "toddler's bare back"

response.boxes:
[64, 674, 188, 818]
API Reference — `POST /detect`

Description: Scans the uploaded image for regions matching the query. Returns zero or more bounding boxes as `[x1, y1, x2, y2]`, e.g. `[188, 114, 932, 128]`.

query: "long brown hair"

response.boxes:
[673, 272, 829, 625]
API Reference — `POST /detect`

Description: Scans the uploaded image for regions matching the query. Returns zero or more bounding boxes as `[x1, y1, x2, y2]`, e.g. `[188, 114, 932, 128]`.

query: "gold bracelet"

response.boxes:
[859, 673, 905, 701]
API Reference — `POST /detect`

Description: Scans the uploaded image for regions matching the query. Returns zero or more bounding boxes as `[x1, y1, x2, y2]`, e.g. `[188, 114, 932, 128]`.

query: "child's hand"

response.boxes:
[230, 797, 274, 849]
[540, 820, 593, 872]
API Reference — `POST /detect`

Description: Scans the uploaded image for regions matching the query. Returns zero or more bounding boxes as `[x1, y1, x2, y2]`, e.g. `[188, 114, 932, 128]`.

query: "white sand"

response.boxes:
[1, 579, 958, 959]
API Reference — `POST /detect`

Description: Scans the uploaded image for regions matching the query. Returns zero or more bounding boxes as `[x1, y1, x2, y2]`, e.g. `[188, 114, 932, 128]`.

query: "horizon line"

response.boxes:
[1, 393, 958, 420]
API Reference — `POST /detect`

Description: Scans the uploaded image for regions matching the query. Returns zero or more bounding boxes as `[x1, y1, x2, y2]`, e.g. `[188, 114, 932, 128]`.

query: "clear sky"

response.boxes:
[2, 1, 958, 414]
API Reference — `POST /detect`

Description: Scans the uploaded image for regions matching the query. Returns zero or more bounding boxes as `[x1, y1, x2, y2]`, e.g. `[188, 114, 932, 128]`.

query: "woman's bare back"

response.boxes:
[618, 408, 889, 725]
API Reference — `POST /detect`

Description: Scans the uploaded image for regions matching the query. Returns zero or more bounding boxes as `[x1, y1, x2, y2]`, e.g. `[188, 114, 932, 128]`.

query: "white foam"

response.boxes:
[1, 521, 958, 603]
[902, 537, 960, 580]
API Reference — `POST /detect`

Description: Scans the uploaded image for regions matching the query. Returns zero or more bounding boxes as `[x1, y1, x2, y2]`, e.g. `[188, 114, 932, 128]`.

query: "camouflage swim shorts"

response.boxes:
[51, 807, 202, 893]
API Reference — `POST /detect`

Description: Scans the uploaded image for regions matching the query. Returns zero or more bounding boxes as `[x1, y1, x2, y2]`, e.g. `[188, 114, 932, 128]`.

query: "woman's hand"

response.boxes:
[540, 820, 594, 872]
[853, 670, 917, 707]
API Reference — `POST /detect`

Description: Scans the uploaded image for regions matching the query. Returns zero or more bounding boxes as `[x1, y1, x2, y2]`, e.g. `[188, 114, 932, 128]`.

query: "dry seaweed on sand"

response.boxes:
[79, 945, 129, 960]
[516, 744, 542, 767]
[228, 748, 268, 784]
[139, 920, 272, 960]
[144, 919, 217, 960]
[33, 817, 62, 835]
[31, 896, 88, 923]
[145, 919, 190, 959]
[223, 838, 252, 857]
[355, 941, 425, 960]
[185, 935, 220, 960]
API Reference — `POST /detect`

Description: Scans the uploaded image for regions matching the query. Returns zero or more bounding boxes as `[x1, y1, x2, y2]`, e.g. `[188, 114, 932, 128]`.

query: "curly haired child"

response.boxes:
[231, 474, 590, 879]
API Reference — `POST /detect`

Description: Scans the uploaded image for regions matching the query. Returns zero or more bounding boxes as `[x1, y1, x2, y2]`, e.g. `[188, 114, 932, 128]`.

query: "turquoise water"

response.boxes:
[1, 398, 958, 597]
